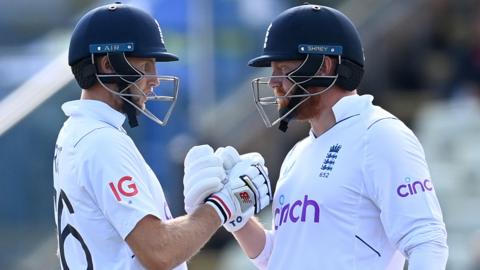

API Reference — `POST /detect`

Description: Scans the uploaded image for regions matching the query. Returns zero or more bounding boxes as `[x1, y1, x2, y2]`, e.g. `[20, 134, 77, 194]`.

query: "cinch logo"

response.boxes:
[273, 194, 320, 230]
[109, 176, 139, 201]
[396, 177, 433, 198]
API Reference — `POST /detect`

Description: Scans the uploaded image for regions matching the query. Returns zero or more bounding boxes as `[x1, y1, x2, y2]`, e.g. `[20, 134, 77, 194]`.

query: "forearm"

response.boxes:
[232, 218, 273, 270]
[232, 218, 267, 258]
[127, 204, 221, 270]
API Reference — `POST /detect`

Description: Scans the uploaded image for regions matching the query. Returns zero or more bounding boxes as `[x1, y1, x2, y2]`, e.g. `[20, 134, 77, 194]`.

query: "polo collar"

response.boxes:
[332, 94, 373, 122]
[62, 100, 126, 129]
[308, 94, 373, 139]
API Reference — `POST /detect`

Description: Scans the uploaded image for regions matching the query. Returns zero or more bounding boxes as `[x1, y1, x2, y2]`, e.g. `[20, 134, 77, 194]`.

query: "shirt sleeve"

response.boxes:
[77, 129, 162, 239]
[362, 119, 448, 268]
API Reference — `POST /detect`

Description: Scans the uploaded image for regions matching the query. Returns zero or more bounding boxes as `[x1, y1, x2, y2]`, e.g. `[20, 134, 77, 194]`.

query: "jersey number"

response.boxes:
[57, 189, 93, 270]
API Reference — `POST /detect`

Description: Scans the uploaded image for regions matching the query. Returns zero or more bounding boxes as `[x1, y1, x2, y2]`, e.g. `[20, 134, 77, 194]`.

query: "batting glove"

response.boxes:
[183, 145, 226, 214]
[205, 159, 272, 229]
[214, 147, 271, 231]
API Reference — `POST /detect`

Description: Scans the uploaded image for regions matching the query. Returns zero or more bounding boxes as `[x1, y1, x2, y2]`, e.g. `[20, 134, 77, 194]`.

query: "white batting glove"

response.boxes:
[214, 146, 241, 171]
[205, 159, 272, 229]
[183, 145, 226, 214]
[214, 147, 271, 231]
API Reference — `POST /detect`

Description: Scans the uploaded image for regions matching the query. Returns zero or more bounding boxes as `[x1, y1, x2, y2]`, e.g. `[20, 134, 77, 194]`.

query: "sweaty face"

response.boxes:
[269, 60, 323, 121]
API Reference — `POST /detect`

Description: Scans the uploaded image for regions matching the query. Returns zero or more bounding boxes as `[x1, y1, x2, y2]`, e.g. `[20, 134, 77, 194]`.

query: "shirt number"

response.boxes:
[56, 189, 93, 269]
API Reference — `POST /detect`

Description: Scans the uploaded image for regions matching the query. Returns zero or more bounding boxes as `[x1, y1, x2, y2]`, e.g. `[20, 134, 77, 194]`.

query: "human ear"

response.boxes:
[97, 55, 115, 73]
[320, 56, 336, 76]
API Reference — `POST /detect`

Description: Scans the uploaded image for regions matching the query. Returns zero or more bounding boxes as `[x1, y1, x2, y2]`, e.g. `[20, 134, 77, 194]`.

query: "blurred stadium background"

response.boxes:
[0, 0, 479, 269]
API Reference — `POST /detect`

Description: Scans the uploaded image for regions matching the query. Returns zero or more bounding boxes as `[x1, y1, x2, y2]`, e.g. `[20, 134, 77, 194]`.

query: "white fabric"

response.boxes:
[262, 94, 448, 270]
[215, 146, 241, 170]
[183, 145, 225, 214]
[53, 100, 187, 270]
[215, 147, 271, 232]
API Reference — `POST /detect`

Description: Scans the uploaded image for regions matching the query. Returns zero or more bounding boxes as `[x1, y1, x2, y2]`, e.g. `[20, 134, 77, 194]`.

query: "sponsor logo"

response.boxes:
[109, 176, 139, 201]
[273, 194, 320, 230]
[239, 191, 252, 204]
[319, 144, 342, 178]
[396, 177, 433, 197]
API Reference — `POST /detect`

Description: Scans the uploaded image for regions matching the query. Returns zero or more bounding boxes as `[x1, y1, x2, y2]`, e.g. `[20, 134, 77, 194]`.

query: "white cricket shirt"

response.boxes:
[53, 100, 187, 270]
[262, 95, 447, 270]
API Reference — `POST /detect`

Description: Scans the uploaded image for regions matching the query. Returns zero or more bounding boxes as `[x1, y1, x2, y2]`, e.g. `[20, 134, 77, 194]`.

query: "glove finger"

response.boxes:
[251, 174, 268, 187]
[258, 196, 271, 213]
[184, 155, 223, 175]
[240, 152, 265, 166]
[243, 165, 263, 179]
[256, 183, 269, 196]
[184, 167, 226, 190]
[235, 162, 262, 176]
[257, 164, 268, 177]
[243, 163, 269, 180]
[185, 177, 223, 205]
[228, 163, 261, 190]
[254, 172, 272, 200]
[229, 173, 256, 190]
[215, 146, 241, 171]
[185, 145, 214, 166]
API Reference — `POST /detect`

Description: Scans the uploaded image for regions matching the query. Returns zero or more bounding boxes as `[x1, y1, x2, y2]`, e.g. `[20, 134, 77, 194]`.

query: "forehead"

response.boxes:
[271, 60, 302, 69]
[126, 57, 156, 65]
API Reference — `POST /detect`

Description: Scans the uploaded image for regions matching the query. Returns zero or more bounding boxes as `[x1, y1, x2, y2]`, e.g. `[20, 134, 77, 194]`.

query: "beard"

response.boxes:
[295, 94, 322, 120]
[278, 87, 323, 121]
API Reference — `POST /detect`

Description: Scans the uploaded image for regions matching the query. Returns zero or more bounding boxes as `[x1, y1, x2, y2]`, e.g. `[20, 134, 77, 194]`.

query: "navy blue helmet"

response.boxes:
[249, 5, 365, 132]
[249, 4, 364, 70]
[68, 3, 180, 128]
[68, 2, 178, 66]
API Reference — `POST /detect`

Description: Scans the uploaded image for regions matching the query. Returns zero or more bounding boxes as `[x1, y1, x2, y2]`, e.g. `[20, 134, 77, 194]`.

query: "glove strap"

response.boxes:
[205, 195, 232, 224]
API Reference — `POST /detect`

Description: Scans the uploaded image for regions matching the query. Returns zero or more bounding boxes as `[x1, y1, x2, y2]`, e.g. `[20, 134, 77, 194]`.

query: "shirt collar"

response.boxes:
[308, 94, 374, 139]
[62, 100, 126, 129]
[332, 94, 373, 121]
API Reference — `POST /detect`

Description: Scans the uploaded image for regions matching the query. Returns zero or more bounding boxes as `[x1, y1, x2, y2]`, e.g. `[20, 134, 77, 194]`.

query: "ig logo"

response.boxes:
[109, 176, 139, 201]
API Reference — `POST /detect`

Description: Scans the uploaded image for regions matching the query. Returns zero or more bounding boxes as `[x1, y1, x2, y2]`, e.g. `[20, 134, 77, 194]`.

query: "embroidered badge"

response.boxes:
[319, 144, 342, 178]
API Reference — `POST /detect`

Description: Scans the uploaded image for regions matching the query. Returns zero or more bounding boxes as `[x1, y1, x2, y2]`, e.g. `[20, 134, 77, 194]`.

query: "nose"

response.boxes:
[147, 76, 160, 88]
[268, 76, 282, 89]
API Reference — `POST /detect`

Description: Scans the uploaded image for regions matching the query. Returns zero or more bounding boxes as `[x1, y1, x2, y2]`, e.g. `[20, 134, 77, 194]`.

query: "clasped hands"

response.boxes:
[183, 145, 272, 232]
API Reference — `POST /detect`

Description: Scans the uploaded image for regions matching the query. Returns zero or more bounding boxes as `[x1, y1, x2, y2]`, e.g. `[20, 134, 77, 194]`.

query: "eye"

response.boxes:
[281, 65, 294, 74]
[143, 62, 156, 75]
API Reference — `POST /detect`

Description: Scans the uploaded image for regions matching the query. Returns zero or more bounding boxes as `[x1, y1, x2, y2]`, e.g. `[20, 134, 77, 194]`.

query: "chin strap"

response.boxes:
[278, 54, 336, 132]
[97, 53, 142, 128]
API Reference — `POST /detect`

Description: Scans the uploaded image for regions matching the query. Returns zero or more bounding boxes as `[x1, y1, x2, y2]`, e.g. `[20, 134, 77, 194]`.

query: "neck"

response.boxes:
[309, 88, 357, 137]
[81, 84, 123, 112]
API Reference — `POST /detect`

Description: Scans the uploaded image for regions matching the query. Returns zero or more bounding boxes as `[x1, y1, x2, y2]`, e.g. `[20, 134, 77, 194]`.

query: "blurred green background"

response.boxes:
[1, 0, 479, 269]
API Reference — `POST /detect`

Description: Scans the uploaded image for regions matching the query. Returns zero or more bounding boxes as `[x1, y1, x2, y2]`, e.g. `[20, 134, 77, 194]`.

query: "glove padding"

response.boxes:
[205, 159, 272, 229]
[214, 146, 241, 171]
[183, 145, 226, 214]
[214, 147, 270, 231]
